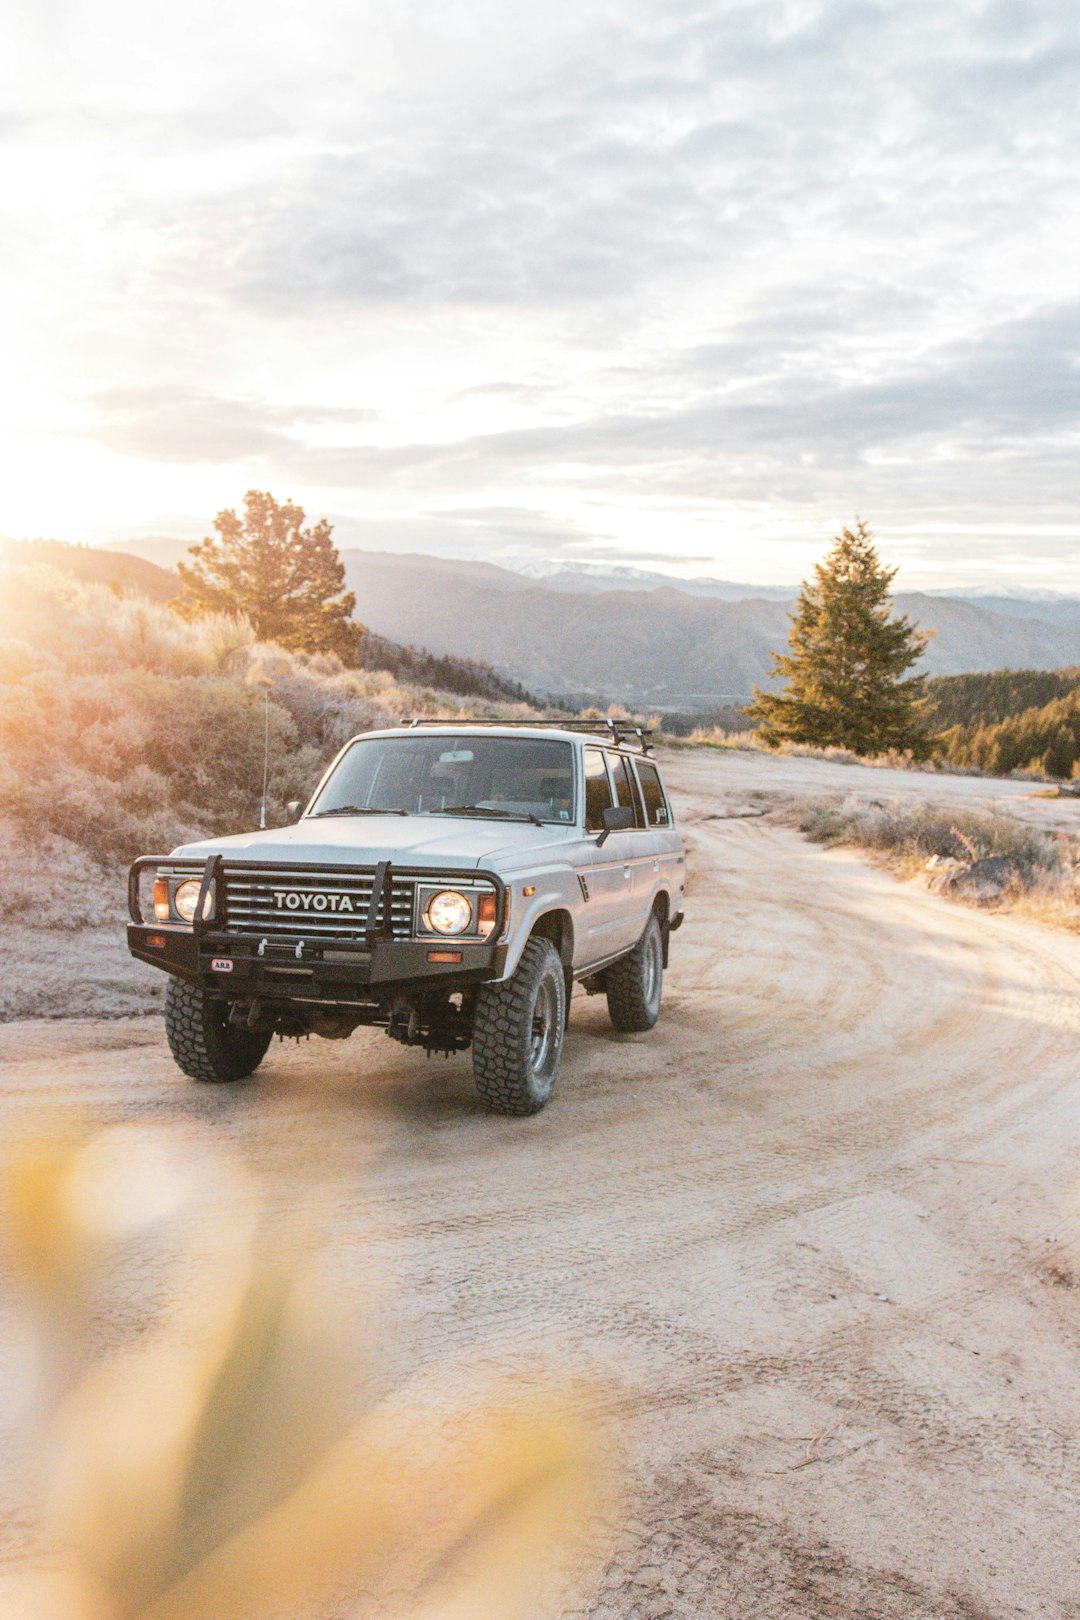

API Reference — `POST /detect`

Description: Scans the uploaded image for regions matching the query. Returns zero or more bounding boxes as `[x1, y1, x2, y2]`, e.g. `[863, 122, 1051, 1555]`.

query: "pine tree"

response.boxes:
[750, 520, 931, 757]
[174, 491, 360, 661]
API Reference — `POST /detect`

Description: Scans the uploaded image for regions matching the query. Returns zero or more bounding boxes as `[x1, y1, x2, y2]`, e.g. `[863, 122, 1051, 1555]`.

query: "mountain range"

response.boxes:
[89, 539, 1080, 710]
[511, 559, 798, 601]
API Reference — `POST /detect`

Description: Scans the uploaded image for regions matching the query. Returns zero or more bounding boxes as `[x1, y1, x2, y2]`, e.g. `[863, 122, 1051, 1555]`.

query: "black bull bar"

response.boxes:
[127, 854, 508, 995]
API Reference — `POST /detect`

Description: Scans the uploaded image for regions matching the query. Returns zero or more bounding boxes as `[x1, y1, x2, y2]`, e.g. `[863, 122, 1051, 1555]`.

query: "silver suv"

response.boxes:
[127, 720, 686, 1114]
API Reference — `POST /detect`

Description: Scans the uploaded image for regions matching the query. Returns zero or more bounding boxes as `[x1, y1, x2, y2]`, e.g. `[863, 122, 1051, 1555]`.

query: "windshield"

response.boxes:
[309, 735, 576, 824]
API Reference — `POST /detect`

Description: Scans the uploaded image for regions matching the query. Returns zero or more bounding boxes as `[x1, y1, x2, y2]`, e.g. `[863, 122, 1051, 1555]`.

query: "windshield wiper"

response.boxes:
[439, 805, 545, 827]
[310, 806, 409, 818]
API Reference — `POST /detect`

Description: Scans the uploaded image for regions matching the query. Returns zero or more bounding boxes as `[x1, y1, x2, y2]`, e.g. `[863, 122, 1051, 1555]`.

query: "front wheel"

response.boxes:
[606, 913, 664, 1033]
[164, 978, 272, 1083]
[472, 937, 567, 1115]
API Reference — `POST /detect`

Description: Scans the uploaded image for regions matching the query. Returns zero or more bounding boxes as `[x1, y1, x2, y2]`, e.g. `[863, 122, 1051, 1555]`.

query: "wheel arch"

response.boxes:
[529, 907, 575, 978]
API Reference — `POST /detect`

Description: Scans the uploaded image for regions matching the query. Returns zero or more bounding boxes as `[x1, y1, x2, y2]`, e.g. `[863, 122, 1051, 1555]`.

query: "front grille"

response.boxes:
[219, 864, 416, 942]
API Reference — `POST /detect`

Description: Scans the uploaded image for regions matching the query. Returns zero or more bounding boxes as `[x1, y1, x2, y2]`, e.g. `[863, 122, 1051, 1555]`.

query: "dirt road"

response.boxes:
[3, 750, 1080, 1617]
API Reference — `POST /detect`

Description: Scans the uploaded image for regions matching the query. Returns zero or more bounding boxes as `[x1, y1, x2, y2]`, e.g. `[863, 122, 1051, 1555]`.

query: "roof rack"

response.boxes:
[398, 717, 653, 754]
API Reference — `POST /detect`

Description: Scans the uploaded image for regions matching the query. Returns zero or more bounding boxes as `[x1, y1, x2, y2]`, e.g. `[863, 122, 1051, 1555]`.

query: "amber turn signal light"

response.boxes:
[153, 878, 170, 921]
[476, 891, 499, 938]
[427, 950, 462, 964]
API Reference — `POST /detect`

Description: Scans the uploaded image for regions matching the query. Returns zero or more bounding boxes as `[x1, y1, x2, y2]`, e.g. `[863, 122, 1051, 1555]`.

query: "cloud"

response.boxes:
[83, 389, 379, 465]
[250, 296, 1078, 484]
[4, 0, 1079, 583]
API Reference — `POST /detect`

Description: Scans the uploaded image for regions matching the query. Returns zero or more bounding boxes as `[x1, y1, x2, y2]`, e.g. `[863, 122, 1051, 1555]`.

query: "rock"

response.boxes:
[925, 855, 963, 893]
[942, 855, 1022, 904]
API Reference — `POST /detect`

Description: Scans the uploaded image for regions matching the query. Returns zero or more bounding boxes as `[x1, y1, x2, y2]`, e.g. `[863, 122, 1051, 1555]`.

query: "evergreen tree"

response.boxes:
[750, 520, 931, 756]
[175, 490, 360, 661]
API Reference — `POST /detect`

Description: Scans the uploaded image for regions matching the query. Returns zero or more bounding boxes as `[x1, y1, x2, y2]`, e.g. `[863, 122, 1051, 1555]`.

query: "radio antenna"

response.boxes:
[259, 689, 270, 829]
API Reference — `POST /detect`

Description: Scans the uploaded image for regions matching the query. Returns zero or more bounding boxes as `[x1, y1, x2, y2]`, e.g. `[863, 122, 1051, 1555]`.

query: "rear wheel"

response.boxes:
[164, 978, 272, 1083]
[606, 913, 664, 1033]
[472, 937, 566, 1115]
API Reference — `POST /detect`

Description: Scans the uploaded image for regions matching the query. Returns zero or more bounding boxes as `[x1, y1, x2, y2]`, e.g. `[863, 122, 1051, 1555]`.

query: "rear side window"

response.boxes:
[583, 748, 614, 831]
[607, 753, 644, 827]
[634, 760, 671, 827]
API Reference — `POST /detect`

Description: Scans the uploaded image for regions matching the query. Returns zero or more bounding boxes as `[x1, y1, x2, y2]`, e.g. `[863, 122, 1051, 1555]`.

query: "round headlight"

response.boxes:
[174, 878, 212, 922]
[426, 890, 473, 935]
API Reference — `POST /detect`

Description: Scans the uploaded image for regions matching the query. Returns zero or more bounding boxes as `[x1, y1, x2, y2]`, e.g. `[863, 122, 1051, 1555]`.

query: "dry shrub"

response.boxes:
[0, 819, 124, 929]
[793, 794, 1080, 927]
[0, 563, 539, 866]
[795, 797, 1061, 869]
[683, 727, 760, 750]
[680, 726, 993, 776]
[1010, 865, 1080, 931]
[684, 729, 870, 763]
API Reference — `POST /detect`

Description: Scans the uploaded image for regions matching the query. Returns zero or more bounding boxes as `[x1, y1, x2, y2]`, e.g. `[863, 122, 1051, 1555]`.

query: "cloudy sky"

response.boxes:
[3, 0, 1078, 588]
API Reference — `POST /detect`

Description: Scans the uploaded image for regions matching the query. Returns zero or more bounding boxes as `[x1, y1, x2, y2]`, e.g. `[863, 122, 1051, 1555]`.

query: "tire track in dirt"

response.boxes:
[3, 751, 1080, 1618]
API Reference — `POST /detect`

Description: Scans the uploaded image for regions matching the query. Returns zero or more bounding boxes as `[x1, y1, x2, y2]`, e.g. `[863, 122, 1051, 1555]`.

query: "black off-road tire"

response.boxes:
[164, 978, 272, 1083]
[472, 937, 567, 1115]
[606, 912, 664, 1033]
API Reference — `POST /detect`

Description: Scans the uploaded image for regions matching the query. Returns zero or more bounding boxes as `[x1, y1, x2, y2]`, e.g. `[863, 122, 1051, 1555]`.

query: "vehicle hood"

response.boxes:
[171, 814, 578, 871]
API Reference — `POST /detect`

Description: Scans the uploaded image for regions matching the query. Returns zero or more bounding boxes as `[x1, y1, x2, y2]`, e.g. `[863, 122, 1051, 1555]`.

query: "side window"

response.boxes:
[606, 752, 644, 827]
[583, 748, 614, 832]
[634, 760, 671, 827]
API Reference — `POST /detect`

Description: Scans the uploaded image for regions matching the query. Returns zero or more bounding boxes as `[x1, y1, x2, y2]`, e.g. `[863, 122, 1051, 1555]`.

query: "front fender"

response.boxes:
[496, 875, 581, 980]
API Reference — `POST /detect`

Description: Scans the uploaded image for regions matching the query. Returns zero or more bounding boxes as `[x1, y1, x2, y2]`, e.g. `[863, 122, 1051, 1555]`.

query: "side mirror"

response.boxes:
[285, 800, 304, 825]
[596, 804, 635, 846]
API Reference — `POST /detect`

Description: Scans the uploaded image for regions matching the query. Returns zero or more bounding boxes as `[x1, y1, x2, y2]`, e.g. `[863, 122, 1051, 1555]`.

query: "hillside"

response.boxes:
[936, 681, 1080, 778]
[355, 631, 537, 706]
[103, 536, 200, 572]
[25, 540, 540, 709]
[925, 668, 1080, 730]
[0, 561, 537, 876]
[334, 551, 1080, 709]
[5, 539, 180, 601]
[87, 539, 1080, 711]
[513, 560, 797, 600]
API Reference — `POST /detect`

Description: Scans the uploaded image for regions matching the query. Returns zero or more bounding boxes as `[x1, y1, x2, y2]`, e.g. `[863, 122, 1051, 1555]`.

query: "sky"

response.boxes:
[2, 0, 1078, 590]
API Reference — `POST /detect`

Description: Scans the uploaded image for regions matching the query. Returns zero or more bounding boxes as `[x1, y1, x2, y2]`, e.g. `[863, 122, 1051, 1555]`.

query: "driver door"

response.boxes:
[581, 747, 639, 961]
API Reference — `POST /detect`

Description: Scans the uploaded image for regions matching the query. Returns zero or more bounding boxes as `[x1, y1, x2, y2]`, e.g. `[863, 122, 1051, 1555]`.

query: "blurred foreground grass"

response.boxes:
[0, 1126, 606, 1619]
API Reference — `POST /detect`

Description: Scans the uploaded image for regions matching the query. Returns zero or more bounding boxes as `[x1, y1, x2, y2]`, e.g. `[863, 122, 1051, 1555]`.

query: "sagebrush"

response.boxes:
[0, 563, 537, 865]
[795, 798, 1063, 869]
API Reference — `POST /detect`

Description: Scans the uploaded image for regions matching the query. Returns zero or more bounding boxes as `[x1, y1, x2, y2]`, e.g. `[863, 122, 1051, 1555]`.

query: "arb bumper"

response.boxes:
[127, 923, 507, 997]
[128, 853, 508, 1001]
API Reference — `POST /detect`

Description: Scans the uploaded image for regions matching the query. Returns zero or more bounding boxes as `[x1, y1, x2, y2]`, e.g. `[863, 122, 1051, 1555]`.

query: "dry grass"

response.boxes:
[678, 727, 893, 764]
[0, 1125, 607, 1619]
[793, 795, 1080, 929]
[671, 727, 1050, 781]
[795, 798, 1060, 868]
[0, 562, 540, 864]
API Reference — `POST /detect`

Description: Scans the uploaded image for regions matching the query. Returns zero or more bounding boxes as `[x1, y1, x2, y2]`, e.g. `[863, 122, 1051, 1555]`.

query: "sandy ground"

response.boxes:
[2, 748, 1080, 1617]
[3, 745, 1074, 1024]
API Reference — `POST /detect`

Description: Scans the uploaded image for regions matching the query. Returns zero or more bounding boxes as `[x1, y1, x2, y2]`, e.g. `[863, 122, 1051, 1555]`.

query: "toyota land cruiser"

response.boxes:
[127, 720, 686, 1114]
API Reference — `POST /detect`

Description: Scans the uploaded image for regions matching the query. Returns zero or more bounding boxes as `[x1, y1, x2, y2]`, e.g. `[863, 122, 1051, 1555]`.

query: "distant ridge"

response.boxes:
[103, 536, 198, 572]
[80, 538, 1080, 711]
[4, 538, 180, 601]
[9, 538, 539, 709]
[511, 559, 798, 601]
[333, 551, 1080, 709]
